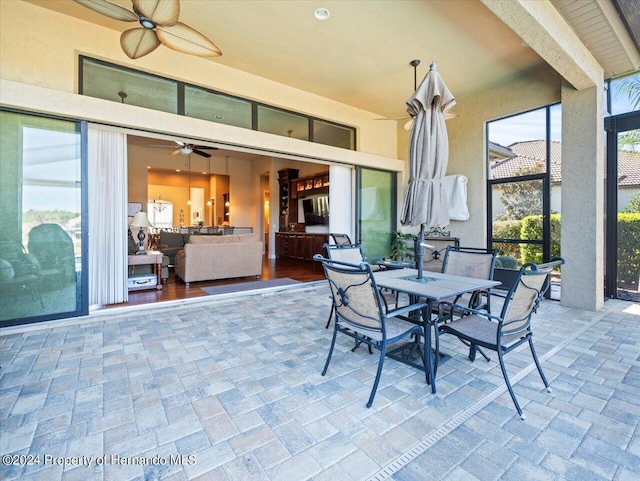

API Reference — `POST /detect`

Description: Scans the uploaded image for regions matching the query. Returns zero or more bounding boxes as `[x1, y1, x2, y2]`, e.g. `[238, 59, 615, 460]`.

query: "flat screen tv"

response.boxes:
[302, 194, 329, 225]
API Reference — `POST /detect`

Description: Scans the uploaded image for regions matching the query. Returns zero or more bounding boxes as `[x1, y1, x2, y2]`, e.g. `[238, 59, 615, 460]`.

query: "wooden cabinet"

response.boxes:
[278, 168, 299, 232]
[275, 233, 328, 261]
[278, 169, 330, 231]
[292, 172, 330, 199]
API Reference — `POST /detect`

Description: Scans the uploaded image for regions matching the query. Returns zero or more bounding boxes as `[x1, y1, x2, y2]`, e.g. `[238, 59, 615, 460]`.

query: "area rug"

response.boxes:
[201, 278, 302, 296]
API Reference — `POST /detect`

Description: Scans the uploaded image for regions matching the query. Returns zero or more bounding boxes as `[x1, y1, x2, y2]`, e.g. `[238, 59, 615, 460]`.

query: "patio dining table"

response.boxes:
[374, 268, 500, 393]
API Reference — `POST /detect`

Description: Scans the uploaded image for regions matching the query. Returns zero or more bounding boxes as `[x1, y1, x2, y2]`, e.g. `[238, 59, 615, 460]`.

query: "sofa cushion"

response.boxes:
[239, 233, 260, 242]
[159, 231, 186, 248]
[190, 234, 239, 244]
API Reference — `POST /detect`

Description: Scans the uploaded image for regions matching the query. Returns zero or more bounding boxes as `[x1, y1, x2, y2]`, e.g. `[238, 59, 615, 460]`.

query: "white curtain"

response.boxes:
[88, 127, 128, 305]
[329, 165, 353, 237]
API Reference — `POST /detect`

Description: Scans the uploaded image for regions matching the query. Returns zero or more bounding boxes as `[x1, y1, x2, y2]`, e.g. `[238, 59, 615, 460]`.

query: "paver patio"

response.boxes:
[1, 283, 638, 481]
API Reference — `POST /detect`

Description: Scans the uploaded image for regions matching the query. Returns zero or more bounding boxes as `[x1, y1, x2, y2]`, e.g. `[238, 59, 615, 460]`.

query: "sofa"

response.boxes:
[175, 233, 263, 285]
[156, 231, 190, 266]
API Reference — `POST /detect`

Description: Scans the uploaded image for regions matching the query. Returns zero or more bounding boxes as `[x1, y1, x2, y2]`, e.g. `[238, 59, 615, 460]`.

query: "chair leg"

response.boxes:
[367, 344, 386, 408]
[497, 347, 525, 420]
[325, 304, 334, 329]
[322, 327, 338, 376]
[468, 344, 491, 362]
[528, 337, 551, 393]
[351, 336, 373, 354]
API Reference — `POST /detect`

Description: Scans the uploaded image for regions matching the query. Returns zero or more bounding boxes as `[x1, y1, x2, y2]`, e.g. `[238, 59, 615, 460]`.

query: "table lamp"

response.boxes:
[130, 211, 153, 254]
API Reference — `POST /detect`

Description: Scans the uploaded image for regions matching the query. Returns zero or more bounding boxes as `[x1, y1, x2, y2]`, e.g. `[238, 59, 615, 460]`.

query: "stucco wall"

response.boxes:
[0, 1, 397, 159]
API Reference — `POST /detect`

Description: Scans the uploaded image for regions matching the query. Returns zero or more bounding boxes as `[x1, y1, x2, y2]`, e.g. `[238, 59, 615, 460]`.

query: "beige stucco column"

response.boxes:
[561, 81, 605, 310]
[483, 0, 606, 310]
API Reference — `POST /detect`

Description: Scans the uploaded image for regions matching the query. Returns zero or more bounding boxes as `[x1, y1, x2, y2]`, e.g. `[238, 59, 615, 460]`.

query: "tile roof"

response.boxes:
[490, 140, 640, 186]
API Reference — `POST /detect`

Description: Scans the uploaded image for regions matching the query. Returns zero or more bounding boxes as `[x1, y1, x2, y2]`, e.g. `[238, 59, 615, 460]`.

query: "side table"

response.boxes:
[128, 251, 163, 291]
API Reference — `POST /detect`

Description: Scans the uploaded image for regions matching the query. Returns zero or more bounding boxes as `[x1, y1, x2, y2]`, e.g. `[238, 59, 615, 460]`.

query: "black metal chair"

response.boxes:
[436, 258, 564, 419]
[323, 243, 390, 328]
[314, 254, 428, 408]
[418, 235, 460, 273]
[440, 245, 499, 312]
[330, 233, 352, 246]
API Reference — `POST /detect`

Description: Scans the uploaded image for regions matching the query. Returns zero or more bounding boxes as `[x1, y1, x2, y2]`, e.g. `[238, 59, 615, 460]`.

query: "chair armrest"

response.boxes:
[438, 300, 502, 323]
[386, 302, 428, 319]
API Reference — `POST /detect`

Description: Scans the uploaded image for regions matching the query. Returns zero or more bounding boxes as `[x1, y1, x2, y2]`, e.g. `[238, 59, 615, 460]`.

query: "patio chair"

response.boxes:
[314, 254, 428, 408]
[441, 245, 498, 312]
[330, 233, 352, 246]
[323, 243, 389, 328]
[436, 258, 564, 419]
[436, 246, 498, 362]
[418, 235, 460, 273]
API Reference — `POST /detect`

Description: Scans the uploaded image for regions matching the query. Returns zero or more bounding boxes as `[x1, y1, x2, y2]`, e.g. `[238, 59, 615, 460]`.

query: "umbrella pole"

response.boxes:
[416, 224, 425, 279]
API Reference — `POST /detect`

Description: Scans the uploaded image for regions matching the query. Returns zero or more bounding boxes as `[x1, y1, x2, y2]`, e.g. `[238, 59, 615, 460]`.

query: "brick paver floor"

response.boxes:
[1, 284, 638, 480]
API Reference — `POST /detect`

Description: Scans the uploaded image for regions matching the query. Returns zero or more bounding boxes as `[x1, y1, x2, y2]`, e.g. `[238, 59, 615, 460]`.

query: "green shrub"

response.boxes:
[492, 220, 522, 259]
[618, 213, 640, 288]
[520, 214, 561, 264]
[496, 255, 518, 269]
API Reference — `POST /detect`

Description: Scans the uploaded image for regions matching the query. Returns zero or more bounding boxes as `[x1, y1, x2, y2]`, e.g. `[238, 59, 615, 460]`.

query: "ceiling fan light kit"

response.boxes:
[74, 0, 222, 59]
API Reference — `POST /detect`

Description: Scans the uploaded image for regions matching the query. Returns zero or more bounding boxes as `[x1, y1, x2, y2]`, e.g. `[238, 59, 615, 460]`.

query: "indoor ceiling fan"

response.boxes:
[377, 60, 458, 131]
[151, 141, 218, 158]
[73, 0, 222, 59]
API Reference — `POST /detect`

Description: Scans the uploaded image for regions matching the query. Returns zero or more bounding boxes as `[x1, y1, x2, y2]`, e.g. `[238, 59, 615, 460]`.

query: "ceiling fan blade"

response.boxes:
[156, 22, 222, 57]
[73, 0, 138, 22]
[171, 148, 181, 155]
[120, 28, 161, 59]
[132, 0, 179, 26]
[193, 149, 212, 158]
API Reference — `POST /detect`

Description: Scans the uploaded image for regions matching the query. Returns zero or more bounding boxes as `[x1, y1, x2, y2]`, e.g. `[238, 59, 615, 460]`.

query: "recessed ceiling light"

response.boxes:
[176, 169, 181, 172]
[314, 8, 330, 20]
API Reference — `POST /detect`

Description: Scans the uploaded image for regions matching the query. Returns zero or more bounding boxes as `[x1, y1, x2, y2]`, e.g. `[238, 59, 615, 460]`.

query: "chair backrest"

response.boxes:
[442, 246, 498, 279]
[419, 236, 460, 272]
[330, 233, 352, 246]
[314, 255, 385, 335]
[324, 243, 365, 265]
[222, 226, 234, 235]
[501, 259, 564, 334]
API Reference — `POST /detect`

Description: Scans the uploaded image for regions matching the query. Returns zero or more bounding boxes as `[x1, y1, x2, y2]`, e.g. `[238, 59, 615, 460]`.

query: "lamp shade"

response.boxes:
[130, 211, 153, 228]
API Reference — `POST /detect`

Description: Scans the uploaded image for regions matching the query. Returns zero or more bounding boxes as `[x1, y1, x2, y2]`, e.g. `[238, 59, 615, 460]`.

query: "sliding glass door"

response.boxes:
[0, 110, 87, 326]
[356, 167, 397, 262]
[605, 111, 640, 301]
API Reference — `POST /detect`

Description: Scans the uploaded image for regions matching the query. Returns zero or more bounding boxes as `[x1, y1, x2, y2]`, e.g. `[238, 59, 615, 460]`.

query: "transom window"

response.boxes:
[79, 56, 356, 150]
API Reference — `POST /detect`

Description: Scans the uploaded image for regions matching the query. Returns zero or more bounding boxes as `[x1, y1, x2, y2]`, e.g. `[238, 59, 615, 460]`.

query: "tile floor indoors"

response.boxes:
[1, 282, 639, 481]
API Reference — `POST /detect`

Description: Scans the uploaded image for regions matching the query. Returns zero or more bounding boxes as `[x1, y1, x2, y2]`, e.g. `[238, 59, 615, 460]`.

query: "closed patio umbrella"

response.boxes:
[400, 61, 455, 279]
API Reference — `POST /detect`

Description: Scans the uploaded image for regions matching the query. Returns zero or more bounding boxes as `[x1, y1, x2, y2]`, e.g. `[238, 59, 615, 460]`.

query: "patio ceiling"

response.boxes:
[24, 0, 640, 121]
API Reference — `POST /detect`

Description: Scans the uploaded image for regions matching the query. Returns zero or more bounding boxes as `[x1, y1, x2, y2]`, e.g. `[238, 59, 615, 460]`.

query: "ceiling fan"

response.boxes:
[151, 141, 218, 158]
[73, 0, 222, 59]
[376, 60, 458, 131]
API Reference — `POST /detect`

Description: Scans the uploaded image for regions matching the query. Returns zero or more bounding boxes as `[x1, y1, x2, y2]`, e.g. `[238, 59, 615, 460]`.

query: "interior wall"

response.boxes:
[0, 1, 397, 159]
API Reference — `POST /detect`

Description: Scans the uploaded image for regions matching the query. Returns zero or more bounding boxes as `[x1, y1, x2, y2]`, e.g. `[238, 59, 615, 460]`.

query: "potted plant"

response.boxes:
[390, 231, 415, 262]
